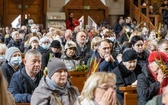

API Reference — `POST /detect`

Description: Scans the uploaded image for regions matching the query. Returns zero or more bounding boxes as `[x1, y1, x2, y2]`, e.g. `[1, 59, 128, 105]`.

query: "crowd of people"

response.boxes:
[0, 7, 168, 105]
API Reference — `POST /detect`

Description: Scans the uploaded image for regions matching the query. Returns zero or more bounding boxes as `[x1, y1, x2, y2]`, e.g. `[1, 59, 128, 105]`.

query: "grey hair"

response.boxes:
[25, 49, 41, 60]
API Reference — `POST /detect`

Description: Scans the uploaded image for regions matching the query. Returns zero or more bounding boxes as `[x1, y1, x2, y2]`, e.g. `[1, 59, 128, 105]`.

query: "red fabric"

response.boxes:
[148, 65, 168, 94]
[65, 18, 80, 31]
[148, 51, 168, 63]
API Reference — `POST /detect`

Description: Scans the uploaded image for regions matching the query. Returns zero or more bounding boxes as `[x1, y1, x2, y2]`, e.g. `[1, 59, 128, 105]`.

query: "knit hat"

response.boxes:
[65, 41, 77, 50]
[29, 36, 39, 44]
[122, 49, 138, 62]
[47, 58, 67, 78]
[5, 47, 20, 61]
[11, 31, 19, 38]
[148, 51, 168, 63]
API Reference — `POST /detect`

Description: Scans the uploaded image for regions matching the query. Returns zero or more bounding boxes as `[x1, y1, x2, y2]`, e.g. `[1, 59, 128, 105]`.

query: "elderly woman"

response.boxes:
[1, 47, 23, 84]
[137, 51, 168, 105]
[61, 41, 80, 70]
[31, 58, 79, 105]
[112, 49, 142, 105]
[37, 36, 50, 55]
[75, 72, 119, 105]
[0, 69, 15, 105]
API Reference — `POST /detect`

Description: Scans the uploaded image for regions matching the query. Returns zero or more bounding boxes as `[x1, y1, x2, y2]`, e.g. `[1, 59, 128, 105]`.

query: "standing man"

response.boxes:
[8, 49, 43, 103]
[65, 12, 80, 31]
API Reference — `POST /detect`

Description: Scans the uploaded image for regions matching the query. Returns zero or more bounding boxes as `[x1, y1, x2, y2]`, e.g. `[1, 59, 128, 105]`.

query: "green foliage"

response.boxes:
[72, 65, 88, 72]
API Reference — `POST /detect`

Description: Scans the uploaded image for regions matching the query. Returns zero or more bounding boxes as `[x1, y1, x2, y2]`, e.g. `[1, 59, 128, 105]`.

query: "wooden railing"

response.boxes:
[125, 0, 163, 31]
[119, 86, 137, 105]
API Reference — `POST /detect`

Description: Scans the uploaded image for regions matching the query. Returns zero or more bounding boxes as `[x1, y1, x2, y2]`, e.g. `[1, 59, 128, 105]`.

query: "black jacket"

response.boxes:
[7, 39, 24, 52]
[42, 50, 62, 70]
[112, 62, 142, 105]
[137, 65, 160, 105]
[37, 45, 49, 56]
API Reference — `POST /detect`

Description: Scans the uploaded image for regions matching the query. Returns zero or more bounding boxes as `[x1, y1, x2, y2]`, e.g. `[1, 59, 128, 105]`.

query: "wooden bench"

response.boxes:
[68, 71, 87, 93]
[15, 103, 30, 105]
[119, 86, 138, 105]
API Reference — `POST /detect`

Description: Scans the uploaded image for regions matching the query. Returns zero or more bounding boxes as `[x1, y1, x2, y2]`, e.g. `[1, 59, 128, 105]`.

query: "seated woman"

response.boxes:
[75, 72, 119, 105]
[31, 58, 79, 105]
[1, 47, 23, 84]
[61, 41, 80, 70]
[130, 35, 149, 68]
[42, 40, 62, 70]
[0, 69, 15, 105]
[112, 48, 142, 105]
[137, 51, 168, 105]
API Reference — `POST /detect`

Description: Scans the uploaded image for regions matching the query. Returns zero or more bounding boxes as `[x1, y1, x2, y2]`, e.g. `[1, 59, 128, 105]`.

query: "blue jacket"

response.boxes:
[90, 50, 118, 72]
[8, 67, 43, 103]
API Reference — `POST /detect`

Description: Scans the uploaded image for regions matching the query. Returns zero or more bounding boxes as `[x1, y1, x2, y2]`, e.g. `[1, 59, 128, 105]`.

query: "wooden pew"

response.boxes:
[68, 71, 87, 93]
[119, 86, 137, 105]
[15, 103, 30, 105]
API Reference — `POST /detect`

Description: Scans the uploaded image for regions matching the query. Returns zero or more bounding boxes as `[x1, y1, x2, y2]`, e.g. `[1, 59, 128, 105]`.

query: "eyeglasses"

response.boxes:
[97, 85, 116, 91]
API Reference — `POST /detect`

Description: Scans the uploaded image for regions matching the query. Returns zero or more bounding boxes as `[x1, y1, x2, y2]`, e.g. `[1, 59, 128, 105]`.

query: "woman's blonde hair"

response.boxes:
[79, 72, 116, 102]
[0, 69, 15, 105]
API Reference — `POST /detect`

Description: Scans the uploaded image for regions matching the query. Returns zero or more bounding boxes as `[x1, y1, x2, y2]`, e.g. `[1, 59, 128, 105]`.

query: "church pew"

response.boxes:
[119, 86, 138, 105]
[68, 71, 87, 93]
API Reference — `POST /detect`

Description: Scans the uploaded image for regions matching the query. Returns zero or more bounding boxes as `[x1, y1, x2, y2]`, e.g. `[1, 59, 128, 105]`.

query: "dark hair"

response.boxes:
[122, 41, 132, 53]
[158, 39, 168, 47]
[69, 12, 73, 15]
[130, 35, 144, 46]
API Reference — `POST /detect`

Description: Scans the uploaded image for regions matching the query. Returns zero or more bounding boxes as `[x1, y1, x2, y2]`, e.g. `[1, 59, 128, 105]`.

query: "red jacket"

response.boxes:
[65, 18, 80, 31]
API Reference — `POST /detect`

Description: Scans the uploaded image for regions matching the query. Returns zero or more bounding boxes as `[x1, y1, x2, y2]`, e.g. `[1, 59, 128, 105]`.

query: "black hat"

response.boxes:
[122, 49, 137, 62]
[50, 40, 61, 48]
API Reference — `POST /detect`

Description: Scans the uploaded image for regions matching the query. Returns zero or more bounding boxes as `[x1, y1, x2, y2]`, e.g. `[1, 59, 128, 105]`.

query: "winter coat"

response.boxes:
[163, 9, 168, 24]
[146, 95, 162, 105]
[90, 50, 118, 72]
[61, 53, 81, 70]
[31, 76, 79, 105]
[112, 62, 142, 105]
[37, 45, 49, 55]
[137, 65, 160, 105]
[65, 17, 80, 31]
[42, 50, 62, 70]
[137, 50, 149, 68]
[1, 61, 23, 84]
[8, 68, 43, 103]
[76, 43, 91, 64]
[7, 39, 24, 52]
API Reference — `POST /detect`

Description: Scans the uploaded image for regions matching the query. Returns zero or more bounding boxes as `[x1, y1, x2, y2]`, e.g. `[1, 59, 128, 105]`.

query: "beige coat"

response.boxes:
[31, 77, 79, 105]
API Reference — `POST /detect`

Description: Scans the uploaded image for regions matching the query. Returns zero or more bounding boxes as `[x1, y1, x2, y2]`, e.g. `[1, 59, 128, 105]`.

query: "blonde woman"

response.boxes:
[0, 69, 15, 105]
[75, 72, 119, 105]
